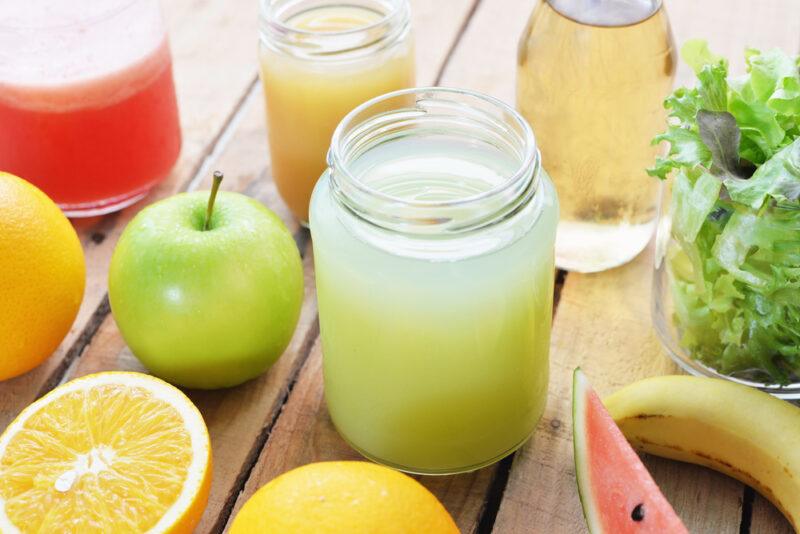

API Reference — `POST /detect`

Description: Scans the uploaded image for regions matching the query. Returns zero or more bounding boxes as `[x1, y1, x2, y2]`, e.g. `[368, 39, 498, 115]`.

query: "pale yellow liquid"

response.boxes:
[517, 0, 675, 271]
[259, 5, 415, 222]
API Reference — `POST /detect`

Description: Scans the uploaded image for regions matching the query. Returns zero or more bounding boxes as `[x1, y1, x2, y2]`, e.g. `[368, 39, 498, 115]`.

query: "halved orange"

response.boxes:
[0, 372, 212, 533]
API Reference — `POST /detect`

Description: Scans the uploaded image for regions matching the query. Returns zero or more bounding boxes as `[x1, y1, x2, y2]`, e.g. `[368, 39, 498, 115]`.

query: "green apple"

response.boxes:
[109, 173, 303, 389]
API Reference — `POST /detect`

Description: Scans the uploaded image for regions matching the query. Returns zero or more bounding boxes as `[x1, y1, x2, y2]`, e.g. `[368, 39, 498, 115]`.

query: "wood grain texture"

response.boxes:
[493, 1, 800, 532]
[750, 493, 794, 534]
[438, 0, 536, 103]
[0, 0, 260, 428]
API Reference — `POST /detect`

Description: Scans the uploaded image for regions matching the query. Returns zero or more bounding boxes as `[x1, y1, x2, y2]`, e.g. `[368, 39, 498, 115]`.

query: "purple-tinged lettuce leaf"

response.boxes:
[696, 110, 755, 179]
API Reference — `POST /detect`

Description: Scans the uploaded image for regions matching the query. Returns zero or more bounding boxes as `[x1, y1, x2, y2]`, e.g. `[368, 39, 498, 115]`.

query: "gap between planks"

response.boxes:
[208, 299, 320, 534]
[474, 269, 567, 534]
[185, 79, 261, 193]
[433, 0, 483, 87]
[740, 487, 755, 534]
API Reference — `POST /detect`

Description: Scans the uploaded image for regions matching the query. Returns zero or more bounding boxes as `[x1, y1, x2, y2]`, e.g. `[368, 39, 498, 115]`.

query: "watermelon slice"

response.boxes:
[572, 368, 688, 534]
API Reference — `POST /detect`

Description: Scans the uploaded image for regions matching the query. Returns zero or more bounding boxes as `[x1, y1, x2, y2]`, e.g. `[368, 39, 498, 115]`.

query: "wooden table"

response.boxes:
[5, 1, 799, 532]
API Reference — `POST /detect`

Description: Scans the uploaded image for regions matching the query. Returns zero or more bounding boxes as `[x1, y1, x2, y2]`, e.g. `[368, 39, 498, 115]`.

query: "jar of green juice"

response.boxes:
[309, 87, 558, 474]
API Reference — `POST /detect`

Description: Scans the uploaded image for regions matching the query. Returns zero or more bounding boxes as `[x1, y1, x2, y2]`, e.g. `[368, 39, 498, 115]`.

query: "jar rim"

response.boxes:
[259, 0, 410, 58]
[261, 0, 405, 37]
[329, 87, 538, 212]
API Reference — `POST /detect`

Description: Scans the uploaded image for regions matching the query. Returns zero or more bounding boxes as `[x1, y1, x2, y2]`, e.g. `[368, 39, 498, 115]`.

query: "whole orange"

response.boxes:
[229, 461, 460, 533]
[0, 173, 85, 380]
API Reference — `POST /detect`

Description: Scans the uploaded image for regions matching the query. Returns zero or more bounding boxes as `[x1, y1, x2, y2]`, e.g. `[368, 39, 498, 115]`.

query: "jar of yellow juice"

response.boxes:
[259, 0, 415, 223]
[310, 88, 559, 474]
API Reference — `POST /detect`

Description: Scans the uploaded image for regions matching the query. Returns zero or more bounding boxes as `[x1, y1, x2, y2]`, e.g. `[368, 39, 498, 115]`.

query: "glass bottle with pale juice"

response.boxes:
[517, 0, 675, 272]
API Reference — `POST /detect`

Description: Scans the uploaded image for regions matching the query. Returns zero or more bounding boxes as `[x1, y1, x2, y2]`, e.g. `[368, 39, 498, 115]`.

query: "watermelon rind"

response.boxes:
[572, 367, 602, 533]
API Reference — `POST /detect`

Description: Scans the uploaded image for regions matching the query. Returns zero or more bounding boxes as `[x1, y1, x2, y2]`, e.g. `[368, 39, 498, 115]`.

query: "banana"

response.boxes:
[604, 375, 800, 531]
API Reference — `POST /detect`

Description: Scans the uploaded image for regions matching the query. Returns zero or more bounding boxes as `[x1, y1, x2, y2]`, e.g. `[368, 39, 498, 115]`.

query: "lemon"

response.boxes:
[229, 461, 459, 533]
[0, 372, 212, 533]
[0, 172, 85, 380]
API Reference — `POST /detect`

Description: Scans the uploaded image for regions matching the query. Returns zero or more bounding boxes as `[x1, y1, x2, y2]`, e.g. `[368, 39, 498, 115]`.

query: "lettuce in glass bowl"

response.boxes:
[651, 40, 800, 396]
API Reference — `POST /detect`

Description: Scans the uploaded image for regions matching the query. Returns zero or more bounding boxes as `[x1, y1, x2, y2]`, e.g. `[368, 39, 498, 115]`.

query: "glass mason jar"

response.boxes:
[259, 0, 415, 224]
[310, 88, 559, 474]
[653, 183, 800, 399]
[0, 0, 181, 217]
[517, 0, 675, 272]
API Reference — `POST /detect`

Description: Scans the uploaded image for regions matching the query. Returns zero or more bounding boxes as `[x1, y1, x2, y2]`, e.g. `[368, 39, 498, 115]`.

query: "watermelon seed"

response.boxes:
[631, 503, 645, 522]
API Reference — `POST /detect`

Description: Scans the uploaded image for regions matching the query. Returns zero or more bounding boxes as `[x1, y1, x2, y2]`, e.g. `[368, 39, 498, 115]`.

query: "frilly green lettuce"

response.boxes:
[652, 40, 800, 383]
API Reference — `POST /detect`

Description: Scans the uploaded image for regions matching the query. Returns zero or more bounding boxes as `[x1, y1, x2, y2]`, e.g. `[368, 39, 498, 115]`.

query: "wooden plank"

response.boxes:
[492, 1, 800, 532]
[438, 0, 536, 103]
[55, 1, 479, 532]
[750, 493, 793, 534]
[0, 0, 260, 428]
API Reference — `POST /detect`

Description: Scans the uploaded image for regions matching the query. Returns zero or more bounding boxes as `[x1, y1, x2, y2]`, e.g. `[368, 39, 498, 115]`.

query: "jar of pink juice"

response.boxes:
[0, 0, 181, 216]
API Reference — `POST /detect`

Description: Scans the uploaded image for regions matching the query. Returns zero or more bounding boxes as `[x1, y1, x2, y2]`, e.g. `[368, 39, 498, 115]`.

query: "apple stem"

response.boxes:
[204, 171, 224, 231]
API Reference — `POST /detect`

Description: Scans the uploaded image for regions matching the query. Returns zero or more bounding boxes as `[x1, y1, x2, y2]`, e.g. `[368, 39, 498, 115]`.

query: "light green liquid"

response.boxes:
[310, 135, 558, 474]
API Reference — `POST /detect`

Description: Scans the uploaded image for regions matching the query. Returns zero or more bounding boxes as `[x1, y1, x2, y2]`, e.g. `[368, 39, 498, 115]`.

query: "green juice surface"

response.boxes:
[310, 136, 558, 473]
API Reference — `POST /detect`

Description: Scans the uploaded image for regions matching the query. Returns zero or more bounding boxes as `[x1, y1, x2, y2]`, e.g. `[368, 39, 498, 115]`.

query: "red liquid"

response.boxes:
[0, 41, 181, 215]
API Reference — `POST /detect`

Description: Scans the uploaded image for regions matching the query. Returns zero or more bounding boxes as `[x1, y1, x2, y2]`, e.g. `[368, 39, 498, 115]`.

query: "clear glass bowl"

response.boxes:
[652, 187, 800, 399]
